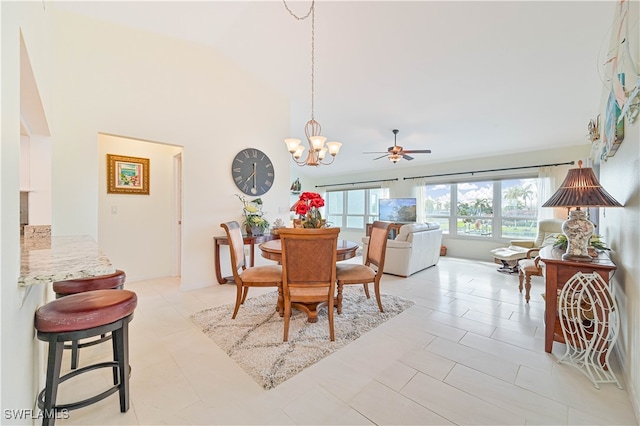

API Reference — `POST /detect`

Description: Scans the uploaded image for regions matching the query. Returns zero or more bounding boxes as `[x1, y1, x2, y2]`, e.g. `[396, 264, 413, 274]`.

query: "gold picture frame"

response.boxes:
[107, 154, 150, 195]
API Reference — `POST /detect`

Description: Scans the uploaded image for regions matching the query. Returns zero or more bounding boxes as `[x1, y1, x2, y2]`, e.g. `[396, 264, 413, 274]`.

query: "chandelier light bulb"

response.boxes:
[293, 145, 305, 159]
[326, 141, 342, 156]
[309, 135, 326, 151]
[284, 138, 301, 153]
[318, 147, 328, 160]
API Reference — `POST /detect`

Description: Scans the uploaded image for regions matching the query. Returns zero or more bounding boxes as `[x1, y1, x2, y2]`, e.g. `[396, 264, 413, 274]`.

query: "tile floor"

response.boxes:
[56, 257, 637, 425]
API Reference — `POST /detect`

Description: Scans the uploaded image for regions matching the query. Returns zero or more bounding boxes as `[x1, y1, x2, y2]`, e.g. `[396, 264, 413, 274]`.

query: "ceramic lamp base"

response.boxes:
[561, 209, 595, 262]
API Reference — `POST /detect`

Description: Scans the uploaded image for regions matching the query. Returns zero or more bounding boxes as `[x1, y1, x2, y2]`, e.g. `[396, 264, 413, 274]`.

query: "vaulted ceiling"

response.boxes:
[53, 1, 615, 178]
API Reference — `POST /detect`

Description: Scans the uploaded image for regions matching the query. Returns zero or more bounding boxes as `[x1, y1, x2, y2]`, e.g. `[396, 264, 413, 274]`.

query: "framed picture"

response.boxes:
[601, 74, 625, 160]
[107, 154, 150, 195]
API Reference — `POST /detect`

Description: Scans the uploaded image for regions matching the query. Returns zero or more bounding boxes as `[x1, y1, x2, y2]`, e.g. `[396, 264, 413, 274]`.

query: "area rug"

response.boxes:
[190, 287, 414, 389]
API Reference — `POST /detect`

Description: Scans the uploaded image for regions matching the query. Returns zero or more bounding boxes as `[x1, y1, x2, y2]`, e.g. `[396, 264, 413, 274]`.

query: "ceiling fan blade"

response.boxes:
[373, 154, 389, 160]
[402, 154, 414, 161]
[363, 151, 389, 154]
[402, 149, 431, 154]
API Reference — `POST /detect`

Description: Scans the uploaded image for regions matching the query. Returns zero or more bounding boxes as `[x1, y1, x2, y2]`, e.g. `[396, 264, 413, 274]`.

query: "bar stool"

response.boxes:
[35, 289, 137, 426]
[52, 270, 126, 369]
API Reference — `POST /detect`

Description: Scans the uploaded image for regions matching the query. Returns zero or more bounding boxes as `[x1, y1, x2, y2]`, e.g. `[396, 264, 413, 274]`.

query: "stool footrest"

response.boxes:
[63, 333, 112, 351]
[37, 361, 123, 412]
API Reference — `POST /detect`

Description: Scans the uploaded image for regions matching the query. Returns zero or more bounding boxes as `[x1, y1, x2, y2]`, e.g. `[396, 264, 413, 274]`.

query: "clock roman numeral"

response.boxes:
[267, 172, 274, 177]
[232, 168, 241, 173]
[234, 176, 242, 183]
[265, 179, 272, 187]
[243, 151, 250, 158]
[265, 163, 272, 169]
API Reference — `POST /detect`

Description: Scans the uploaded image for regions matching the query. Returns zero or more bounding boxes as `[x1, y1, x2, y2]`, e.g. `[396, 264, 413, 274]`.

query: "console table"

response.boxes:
[538, 245, 617, 353]
[213, 234, 278, 284]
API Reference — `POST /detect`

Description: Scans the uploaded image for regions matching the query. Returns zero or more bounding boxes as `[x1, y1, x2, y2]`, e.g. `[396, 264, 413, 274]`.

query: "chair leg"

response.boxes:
[374, 279, 384, 313]
[362, 283, 370, 298]
[283, 302, 291, 342]
[518, 269, 524, 293]
[277, 286, 284, 317]
[524, 274, 532, 304]
[41, 339, 64, 426]
[113, 320, 131, 413]
[70, 339, 79, 370]
[232, 284, 243, 319]
[111, 334, 119, 386]
[328, 296, 335, 342]
[336, 284, 343, 314]
[240, 286, 249, 304]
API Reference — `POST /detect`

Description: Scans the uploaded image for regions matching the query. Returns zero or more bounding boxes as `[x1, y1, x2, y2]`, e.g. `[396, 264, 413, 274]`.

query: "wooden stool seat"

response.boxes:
[52, 270, 125, 297]
[36, 289, 137, 332]
[35, 290, 137, 426]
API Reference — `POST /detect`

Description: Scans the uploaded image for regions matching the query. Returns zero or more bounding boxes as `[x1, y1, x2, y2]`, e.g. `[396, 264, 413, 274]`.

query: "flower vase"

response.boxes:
[251, 226, 263, 236]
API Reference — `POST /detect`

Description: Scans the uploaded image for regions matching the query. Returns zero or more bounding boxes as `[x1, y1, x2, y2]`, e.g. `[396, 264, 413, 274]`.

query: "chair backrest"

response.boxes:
[278, 227, 340, 296]
[534, 219, 564, 248]
[220, 221, 246, 281]
[366, 221, 392, 270]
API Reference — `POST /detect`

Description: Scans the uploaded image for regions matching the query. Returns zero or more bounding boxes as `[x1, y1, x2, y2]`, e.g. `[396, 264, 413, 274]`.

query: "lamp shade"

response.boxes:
[541, 162, 622, 208]
[542, 161, 621, 261]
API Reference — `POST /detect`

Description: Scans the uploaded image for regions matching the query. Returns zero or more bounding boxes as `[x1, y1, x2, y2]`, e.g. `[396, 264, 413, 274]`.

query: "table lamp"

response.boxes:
[542, 160, 622, 261]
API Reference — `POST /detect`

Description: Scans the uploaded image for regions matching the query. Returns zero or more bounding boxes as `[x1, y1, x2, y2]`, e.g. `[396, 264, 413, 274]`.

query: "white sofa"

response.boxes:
[362, 222, 443, 277]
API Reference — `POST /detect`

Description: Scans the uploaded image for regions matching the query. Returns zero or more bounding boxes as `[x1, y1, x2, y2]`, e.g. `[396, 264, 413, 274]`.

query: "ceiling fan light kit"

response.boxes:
[282, 0, 342, 167]
[364, 129, 431, 163]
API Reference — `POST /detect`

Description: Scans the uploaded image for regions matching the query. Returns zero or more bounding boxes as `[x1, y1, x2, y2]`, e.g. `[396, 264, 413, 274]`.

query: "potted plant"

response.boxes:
[553, 234, 610, 255]
[236, 194, 270, 235]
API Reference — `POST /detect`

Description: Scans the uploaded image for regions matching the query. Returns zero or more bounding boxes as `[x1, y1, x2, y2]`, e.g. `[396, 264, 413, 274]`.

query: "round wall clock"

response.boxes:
[231, 148, 274, 196]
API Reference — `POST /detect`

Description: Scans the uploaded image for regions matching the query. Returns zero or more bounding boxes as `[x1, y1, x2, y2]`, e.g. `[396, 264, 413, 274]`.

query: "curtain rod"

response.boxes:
[403, 161, 575, 181]
[316, 178, 398, 188]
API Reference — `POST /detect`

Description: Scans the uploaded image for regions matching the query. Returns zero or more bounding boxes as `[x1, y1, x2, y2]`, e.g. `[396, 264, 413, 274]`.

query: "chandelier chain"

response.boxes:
[283, 0, 316, 120]
[311, 3, 315, 120]
[282, 0, 313, 20]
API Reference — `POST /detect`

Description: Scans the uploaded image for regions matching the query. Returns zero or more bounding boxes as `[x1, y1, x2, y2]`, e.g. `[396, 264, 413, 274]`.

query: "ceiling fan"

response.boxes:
[364, 129, 431, 163]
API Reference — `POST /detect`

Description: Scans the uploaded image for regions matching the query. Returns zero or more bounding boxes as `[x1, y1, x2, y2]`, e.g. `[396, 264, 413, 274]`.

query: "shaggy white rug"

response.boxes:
[190, 287, 414, 389]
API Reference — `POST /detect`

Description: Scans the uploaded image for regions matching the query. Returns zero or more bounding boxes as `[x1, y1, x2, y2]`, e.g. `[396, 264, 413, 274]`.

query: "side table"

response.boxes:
[213, 234, 278, 284]
[538, 245, 616, 353]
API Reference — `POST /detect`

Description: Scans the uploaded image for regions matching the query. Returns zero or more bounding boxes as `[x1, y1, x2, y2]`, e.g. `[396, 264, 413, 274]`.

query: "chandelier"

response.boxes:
[283, 0, 342, 167]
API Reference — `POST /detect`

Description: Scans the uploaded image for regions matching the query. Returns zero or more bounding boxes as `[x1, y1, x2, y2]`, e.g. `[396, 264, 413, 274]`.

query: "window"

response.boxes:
[457, 181, 493, 236]
[325, 187, 387, 229]
[423, 176, 538, 240]
[424, 184, 451, 233]
[500, 178, 538, 239]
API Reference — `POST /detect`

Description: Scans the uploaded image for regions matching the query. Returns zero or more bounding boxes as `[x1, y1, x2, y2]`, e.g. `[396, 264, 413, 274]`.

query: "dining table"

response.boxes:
[258, 238, 359, 323]
[258, 239, 359, 263]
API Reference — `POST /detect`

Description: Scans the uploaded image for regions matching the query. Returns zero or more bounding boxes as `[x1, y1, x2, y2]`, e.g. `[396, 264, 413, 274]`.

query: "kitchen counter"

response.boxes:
[19, 235, 115, 287]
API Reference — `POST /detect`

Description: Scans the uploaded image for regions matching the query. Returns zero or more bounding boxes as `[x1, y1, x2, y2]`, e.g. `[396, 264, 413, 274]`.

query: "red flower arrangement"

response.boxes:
[294, 192, 326, 228]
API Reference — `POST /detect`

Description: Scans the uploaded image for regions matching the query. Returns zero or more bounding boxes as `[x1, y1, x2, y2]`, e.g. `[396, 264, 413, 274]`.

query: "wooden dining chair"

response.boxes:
[336, 221, 392, 313]
[278, 227, 340, 342]
[220, 221, 283, 319]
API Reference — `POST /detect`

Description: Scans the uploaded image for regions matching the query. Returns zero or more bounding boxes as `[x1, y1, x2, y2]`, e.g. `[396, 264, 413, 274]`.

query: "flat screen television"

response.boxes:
[378, 198, 417, 223]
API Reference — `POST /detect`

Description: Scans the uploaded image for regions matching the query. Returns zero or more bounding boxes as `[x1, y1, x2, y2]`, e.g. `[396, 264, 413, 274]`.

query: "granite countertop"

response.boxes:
[19, 235, 115, 287]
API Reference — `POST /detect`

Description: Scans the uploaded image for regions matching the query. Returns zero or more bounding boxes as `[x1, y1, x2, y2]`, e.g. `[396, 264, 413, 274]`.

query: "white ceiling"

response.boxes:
[53, 1, 615, 178]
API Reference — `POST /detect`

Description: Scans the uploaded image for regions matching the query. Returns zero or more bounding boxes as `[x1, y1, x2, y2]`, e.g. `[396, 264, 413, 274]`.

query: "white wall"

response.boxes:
[597, 0, 639, 416]
[98, 134, 182, 281]
[49, 9, 292, 290]
[27, 134, 52, 225]
[1, 2, 53, 421]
